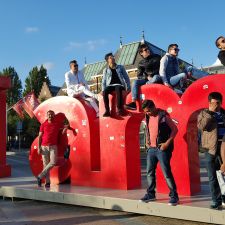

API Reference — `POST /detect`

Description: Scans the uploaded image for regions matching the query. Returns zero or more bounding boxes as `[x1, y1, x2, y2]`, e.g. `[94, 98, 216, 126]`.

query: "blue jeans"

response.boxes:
[146, 74, 162, 84]
[146, 147, 178, 198]
[205, 152, 222, 204]
[131, 79, 147, 100]
[169, 72, 186, 87]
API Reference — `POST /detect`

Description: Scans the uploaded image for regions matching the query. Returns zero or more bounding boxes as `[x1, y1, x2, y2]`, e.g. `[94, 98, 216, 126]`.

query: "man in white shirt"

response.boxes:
[65, 60, 99, 117]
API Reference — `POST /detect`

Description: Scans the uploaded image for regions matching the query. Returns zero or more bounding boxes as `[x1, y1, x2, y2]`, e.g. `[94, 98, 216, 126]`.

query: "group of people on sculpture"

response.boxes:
[36, 36, 225, 209]
[65, 42, 196, 118]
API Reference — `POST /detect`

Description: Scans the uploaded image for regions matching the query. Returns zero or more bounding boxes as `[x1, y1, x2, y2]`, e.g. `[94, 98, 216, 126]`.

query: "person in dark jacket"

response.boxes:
[215, 36, 225, 66]
[197, 92, 225, 209]
[125, 44, 161, 110]
[140, 99, 179, 206]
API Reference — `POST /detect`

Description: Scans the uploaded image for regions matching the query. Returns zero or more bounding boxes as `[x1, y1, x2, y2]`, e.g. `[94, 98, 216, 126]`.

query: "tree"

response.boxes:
[23, 65, 51, 97]
[0, 66, 22, 105]
[21, 115, 40, 148]
[178, 61, 186, 72]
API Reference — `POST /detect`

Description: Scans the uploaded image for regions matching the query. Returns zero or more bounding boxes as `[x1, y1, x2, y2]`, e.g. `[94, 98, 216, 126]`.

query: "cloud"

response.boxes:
[25, 27, 39, 33]
[38, 62, 54, 71]
[64, 39, 107, 51]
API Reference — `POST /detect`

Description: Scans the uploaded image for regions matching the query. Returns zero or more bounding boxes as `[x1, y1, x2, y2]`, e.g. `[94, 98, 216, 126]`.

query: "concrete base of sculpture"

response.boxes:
[1, 151, 225, 225]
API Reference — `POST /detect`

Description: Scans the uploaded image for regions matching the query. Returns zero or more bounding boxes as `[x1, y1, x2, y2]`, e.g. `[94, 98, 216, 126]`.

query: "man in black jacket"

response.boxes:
[215, 36, 225, 66]
[140, 99, 179, 206]
[125, 44, 161, 110]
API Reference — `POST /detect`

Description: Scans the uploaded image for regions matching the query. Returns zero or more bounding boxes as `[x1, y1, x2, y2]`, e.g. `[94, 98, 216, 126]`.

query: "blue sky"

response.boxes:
[0, 0, 224, 88]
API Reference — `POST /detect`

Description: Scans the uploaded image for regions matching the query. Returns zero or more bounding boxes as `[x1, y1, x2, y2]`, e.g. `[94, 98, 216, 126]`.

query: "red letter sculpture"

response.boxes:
[0, 76, 11, 177]
[29, 74, 225, 196]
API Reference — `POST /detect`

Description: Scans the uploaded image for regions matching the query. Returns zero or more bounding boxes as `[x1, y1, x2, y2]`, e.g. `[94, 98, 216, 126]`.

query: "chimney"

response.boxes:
[120, 36, 123, 48]
[141, 30, 145, 43]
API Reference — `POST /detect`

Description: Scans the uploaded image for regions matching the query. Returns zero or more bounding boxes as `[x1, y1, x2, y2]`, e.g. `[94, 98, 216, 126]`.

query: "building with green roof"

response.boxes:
[58, 37, 192, 95]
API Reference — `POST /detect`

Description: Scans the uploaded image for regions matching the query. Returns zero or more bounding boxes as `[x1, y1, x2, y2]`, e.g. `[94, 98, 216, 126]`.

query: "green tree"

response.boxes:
[0, 66, 22, 105]
[178, 61, 186, 72]
[23, 65, 51, 97]
[21, 116, 40, 148]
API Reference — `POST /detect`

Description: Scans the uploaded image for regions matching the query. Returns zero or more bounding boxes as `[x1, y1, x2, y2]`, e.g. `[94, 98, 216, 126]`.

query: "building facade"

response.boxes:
[58, 39, 193, 95]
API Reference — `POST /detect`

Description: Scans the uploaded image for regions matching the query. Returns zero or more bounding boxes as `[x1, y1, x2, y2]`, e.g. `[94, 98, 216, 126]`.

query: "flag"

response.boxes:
[12, 99, 24, 119]
[12, 92, 40, 119]
[23, 92, 40, 118]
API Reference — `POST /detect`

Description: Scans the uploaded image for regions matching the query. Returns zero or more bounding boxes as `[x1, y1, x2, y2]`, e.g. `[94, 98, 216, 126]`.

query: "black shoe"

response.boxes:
[168, 197, 179, 206]
[37, 177, 42, 187]
[139, 194, 156, 203]
[125, 102, 136, 110]
[103, 111, 110, 117]
[210, 202, 222, 210]
[45, 183, 50, 188]
[117, 109, 126, 117]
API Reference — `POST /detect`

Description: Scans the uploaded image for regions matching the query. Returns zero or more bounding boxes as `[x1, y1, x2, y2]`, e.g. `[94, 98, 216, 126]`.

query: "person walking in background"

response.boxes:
[125, 44, 161, 110]
[140, 99, 179, 206]
[101, 52, 130, 117]
[215, 36, 225, 66]
[197, 92, 225, 209]
[37, 110, 76, 188]
[65, 60, 99, 117]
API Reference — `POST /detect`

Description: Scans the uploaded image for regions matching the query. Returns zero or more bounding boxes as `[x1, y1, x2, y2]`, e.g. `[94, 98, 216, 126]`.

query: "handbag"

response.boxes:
[216, 170, 225, 195]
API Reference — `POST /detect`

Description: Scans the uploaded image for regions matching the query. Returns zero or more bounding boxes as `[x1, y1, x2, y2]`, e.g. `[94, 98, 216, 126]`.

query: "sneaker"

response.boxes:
[125, 102, 137, 110]
[37, 177, 42, 187]
[210, 202, 222, 210]
[222, 195, 225, 207]
[139, 194, 156, 203]
[103, 111, 110, 117]
[222, 201, 225, 208]
[45, 183, 50, 188]
[168, 197, 179, 206]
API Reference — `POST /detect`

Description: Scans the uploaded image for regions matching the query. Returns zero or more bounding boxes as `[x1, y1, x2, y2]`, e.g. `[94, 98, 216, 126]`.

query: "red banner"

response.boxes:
[12, 99, 24, 119]
[23, 92, 40, 118]
[12, 92, 40, 118]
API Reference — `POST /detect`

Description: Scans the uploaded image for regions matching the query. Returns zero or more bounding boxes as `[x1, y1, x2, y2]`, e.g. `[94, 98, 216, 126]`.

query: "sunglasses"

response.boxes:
[73, 64, 78, 67]
[173, 48, 180, 52]
[221, 39, 225, 43]
[141, 48, 149, 52]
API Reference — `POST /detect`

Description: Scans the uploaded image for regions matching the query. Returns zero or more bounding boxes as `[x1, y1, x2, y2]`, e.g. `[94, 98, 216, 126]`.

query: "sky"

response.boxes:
[0, 0, 225, 88]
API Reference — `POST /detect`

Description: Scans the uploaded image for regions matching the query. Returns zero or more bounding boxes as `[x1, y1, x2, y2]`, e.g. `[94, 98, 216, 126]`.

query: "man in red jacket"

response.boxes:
[37, 110, 75, 188]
